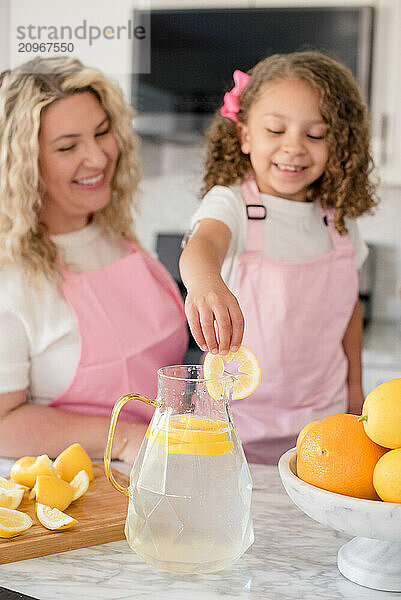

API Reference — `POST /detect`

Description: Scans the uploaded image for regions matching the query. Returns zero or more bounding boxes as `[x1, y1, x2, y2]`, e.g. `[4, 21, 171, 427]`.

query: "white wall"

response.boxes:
[0, 0, 10, 73]
[1, 0, 150, 101]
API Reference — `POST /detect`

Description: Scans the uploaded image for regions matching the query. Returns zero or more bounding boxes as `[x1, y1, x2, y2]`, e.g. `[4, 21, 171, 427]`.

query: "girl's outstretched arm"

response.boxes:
[179, 218, 244, 356]
[342, 297, 364, 415]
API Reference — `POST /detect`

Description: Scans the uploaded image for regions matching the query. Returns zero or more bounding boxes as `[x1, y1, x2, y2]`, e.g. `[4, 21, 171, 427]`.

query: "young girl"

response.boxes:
[179, 51, 376, 464]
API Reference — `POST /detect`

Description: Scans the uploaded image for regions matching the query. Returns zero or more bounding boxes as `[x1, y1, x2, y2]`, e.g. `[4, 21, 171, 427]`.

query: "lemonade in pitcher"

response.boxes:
[105, 361, 256, 574]
[126, 413, 253, 573]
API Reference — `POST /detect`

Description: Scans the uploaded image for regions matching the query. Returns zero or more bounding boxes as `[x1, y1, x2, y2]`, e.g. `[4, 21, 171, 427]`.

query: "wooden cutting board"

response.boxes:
[0, 464, 129, 565]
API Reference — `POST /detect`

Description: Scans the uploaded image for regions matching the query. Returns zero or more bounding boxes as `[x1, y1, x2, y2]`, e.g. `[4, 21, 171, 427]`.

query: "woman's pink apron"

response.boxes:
[50, 242, 188, 422]
[231, 177, 358, 464]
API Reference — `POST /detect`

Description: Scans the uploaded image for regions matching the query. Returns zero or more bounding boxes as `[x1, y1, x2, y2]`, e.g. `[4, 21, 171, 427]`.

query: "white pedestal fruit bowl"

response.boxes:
[278, 448, 401, 592]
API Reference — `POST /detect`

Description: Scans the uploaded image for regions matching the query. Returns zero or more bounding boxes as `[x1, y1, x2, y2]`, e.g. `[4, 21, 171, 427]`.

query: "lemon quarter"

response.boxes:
[30, 475, 73, 511]
[36, 503, 78, 531]
[53, 443, 94, 482]
[10, 454, 55, 488]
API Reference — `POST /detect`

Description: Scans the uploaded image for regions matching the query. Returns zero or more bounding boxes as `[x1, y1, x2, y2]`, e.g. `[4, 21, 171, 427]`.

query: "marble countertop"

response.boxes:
[0, 458, 399, 600]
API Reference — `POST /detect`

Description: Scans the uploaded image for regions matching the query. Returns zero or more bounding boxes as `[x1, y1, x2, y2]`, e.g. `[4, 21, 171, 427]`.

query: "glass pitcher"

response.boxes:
[104, 365, 254, 574]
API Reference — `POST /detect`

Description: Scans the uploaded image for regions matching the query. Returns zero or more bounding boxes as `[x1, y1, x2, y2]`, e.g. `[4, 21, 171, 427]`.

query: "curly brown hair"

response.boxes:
[202, 51, 377, 234]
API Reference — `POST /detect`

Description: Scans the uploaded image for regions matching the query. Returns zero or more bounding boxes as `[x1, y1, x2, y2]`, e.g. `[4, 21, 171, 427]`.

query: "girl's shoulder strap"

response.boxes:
[240, 175, 266, 253]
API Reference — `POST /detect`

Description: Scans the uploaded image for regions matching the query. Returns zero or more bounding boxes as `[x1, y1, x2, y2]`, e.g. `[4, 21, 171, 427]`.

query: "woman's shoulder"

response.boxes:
[0, 263, 55, 313]
[0, 263, 27, 300]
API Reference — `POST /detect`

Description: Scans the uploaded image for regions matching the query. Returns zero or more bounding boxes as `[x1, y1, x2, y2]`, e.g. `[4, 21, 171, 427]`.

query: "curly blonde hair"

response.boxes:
[0, 56, 141, 282]
[202, 51, 377, 234]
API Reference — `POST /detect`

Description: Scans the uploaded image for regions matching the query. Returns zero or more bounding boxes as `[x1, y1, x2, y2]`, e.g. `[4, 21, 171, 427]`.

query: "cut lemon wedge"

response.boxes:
[36, 503, 77, 531]
[0, 476, 29, 492]
[0, 488, 25, 510]
[204, 345, 261, 401]
[70, 469, 90, 502]
[0, 507, 33, 538]
[10, 454, 56, 488]
[53, 443, 94, 483]
[30, 475, 73, 511]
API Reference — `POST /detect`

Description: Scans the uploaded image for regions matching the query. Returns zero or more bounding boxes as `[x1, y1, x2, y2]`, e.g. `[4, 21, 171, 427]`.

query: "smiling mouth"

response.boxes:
[273, 163, 307, 173]
[74, 173, 105, 186]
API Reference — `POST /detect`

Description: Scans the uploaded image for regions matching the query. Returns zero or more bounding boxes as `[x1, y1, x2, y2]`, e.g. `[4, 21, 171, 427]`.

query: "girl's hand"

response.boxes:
[184, 273, 244, 356]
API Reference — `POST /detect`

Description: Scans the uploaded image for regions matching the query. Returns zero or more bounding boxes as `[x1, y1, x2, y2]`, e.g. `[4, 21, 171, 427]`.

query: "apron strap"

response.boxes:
[320, 206, 354, 251]
[241, 177, 266, 253]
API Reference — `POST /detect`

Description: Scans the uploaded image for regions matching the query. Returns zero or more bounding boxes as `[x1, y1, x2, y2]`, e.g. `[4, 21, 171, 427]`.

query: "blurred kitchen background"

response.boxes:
[1, 0, 400, 393]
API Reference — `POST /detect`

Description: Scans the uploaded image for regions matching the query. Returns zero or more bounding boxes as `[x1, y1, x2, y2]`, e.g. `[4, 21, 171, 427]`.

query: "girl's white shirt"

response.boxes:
[189, 184, 368, 290]
[0, 223, 130, 402]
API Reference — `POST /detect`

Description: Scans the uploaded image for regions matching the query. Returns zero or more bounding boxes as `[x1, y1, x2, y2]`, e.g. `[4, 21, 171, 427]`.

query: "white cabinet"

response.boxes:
[363, 365, 401, 396]
[370, 0, 401, 186]
[362, 321, 401, 396]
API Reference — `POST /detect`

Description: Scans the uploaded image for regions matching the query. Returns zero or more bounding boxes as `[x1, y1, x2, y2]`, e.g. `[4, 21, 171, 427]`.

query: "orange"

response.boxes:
[360, 378, 401, 449]
[53, 443, 94, 482]
[296, 420, 319, 454]
[297, 414, 388, 500]
[10, 454, 56, 488]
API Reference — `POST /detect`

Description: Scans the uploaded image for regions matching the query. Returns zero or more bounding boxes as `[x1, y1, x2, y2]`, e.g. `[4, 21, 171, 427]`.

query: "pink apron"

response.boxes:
[50, 242, 188, 422]
[231, 177, 358, 464]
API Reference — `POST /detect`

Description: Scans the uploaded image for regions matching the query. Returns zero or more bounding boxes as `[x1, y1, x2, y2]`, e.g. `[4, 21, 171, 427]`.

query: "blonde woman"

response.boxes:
[0, 57, 188, 462]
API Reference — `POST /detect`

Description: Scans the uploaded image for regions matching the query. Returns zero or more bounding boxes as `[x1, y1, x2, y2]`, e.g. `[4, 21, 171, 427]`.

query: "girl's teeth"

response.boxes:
[276, 164, 303, 172]
[76, 173, 104, 185]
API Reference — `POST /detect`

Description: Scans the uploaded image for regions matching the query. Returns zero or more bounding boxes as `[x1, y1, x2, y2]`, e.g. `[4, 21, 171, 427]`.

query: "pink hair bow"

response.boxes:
[220, 69, 251, 122]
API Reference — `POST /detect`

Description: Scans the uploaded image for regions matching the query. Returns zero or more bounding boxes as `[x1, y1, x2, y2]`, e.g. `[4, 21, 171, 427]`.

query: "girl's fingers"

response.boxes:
[229, 302, 244, 352]
[188, 310, 207, 351]
[199, 307, 219, 354]
[213, 305, 232, 356]
[185, 303, 208, 351]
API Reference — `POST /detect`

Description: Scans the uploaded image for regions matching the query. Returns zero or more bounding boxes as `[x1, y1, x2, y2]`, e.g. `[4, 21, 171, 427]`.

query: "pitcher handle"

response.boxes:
[104, 393, 158, 496]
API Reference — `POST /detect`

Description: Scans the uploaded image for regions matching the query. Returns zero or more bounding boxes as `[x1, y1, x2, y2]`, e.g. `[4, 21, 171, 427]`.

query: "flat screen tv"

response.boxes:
[132, 7, 374, 142]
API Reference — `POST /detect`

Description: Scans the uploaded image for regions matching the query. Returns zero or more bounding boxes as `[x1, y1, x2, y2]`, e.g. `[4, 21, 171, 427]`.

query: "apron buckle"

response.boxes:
[246, 205, 267, 220]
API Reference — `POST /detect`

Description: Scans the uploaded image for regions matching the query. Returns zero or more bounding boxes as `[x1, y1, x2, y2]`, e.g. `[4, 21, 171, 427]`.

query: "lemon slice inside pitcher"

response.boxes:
[204, 345, 261, 401]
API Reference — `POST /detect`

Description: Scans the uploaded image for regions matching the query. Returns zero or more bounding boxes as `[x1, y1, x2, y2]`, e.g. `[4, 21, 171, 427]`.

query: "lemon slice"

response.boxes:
[0, 488, 25, 510]
[36, 503, 77, 531]
[70, 469, 90, 502]
[0, 507, 33, 538]
[204, 345, 261, 401]
[10, 454, 56, 488]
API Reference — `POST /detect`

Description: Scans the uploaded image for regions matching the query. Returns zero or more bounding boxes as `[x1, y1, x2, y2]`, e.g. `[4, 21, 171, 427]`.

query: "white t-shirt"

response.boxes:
[0, 223, 131, 404]
[190, 184, 368, 290]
